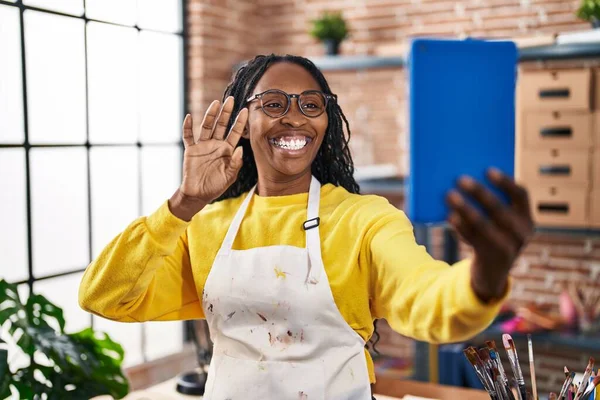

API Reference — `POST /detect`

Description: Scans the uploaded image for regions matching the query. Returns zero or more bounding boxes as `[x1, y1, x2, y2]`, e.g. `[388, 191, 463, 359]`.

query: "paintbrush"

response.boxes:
[487, 341, 510, 383]
[580, 375, 600, 400]
[575, 357, 595, 400]
[493, 366, 510, 400]
[527, 335, 538, 400]
[464, 347, 497, 399]
[489, 349, 516, 400]
[565, 367, 571, 378]
[503, 334, 528, 400]
[559, 372, 576, 400]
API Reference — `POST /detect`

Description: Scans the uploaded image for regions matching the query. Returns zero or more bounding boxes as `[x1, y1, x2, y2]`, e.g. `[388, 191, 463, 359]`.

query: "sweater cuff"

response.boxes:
[144, 200, 191, 249]
[453, 259, 512, 316]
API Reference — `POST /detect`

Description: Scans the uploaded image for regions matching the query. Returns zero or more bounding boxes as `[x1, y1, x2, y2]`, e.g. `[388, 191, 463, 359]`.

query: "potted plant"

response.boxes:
[576, 0, 600, 28]
[0, 279, 129, 399]
[310, 11, 349, 56]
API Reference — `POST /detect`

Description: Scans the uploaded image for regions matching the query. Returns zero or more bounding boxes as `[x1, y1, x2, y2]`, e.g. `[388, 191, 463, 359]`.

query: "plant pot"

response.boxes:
[592, 17, 600, 28]
[323, 39, 341, 56]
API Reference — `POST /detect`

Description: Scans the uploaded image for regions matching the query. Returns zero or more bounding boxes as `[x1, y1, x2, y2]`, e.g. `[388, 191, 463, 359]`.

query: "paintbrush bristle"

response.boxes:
[592, 374, 600, 387]
[486, 340, 497, 350]
[565, 366, 569, 374]
[464, 349, 479, 365]
[502, 333, 515, 350]
[479, 348, 491, 362]
[588, 357, 595, 368]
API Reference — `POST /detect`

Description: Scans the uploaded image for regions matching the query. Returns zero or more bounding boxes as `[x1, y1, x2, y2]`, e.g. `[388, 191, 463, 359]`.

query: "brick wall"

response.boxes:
[256, 0, 587, 57]
[186, 0, 599, 394]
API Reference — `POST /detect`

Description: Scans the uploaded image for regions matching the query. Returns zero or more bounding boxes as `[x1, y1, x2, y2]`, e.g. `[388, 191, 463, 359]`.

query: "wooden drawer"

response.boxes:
[520, 149, 590, 185]
[523, 111, 592, 149]
[519, 69, 591, 111]
[528, 185, 588, 227]
[594, 149, 600, 189]
[591, 190, 600, 228]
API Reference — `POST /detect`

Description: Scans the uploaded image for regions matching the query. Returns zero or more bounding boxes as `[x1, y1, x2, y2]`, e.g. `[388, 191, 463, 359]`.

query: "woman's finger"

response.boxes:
[457, 176, 529, 244]
[182, 114, 194, 147]
[488, 168, 532, 218]
[447, 190, 517, 257]
[226, 108, 249, 148]
[198, 100, 221, 141]
[212, 97, 235, 140]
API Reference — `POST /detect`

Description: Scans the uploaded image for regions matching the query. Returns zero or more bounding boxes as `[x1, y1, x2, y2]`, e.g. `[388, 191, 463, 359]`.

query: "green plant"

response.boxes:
[309, 11, 349, 42]
[0, 279, 129, 399]
[576, 0, 600, 22]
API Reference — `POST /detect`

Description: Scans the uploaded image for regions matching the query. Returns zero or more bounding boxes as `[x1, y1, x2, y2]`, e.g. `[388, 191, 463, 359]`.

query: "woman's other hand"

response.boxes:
[169, 97, 248, 221]
[446, 168, 535, 303]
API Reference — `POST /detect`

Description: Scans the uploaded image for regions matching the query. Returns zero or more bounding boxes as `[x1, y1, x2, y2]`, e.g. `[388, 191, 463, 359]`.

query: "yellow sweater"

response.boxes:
[79, 183, 508, 383]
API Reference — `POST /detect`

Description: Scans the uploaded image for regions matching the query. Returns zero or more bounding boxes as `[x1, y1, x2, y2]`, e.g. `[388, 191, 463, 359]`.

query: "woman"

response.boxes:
[79, 54, 533, 399]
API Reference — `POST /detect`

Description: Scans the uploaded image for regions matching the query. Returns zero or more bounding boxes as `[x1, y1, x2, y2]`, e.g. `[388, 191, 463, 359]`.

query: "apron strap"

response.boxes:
[219, 184, 257, 255]
[219, 175, 323, 284]
[305, 176, 323, 284]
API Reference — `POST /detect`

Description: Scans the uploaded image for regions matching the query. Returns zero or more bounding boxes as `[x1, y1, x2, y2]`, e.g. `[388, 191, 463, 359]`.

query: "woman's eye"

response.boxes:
[303, 103, 318, 109]
[264, 103, 283, 108]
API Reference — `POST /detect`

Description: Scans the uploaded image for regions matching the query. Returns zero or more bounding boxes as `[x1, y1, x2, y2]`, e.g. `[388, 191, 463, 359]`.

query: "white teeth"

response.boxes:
[271, 137, 308, 150]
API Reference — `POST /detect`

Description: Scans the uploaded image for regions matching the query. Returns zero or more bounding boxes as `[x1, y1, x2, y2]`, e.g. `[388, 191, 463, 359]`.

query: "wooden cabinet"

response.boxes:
[517, 67, 596, 228]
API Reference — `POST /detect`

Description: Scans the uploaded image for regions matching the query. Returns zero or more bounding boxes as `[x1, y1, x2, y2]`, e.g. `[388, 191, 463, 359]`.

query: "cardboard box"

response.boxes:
[520, 149, 590, 186]
[523, 111, 592, 149]
[591, 190, 600, 228]
[528, 184, 588, 227]
[519, 69, 591, 111]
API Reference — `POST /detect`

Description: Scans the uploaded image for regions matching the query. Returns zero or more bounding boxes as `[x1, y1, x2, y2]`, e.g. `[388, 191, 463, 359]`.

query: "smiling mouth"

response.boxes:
[269, 136, 313, 151]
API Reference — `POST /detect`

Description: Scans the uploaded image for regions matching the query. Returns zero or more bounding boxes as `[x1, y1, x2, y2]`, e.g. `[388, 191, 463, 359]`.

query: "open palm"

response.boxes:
[180, 97, 248, 204]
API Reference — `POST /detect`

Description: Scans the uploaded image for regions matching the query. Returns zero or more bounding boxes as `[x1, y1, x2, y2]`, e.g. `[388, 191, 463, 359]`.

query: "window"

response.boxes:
[0, 0, 186, 367]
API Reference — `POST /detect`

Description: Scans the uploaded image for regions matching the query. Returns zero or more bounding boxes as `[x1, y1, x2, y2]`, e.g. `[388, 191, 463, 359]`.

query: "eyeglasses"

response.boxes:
[246, 89, 336, 118]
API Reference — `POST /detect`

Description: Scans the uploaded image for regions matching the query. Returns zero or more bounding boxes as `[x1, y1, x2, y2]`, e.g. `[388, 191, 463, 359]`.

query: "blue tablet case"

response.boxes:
[407, 38, 517, 225]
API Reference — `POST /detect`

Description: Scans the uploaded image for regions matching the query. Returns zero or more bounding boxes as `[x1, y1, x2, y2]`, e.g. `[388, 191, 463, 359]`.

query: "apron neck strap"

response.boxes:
[220, 176, 322, 254]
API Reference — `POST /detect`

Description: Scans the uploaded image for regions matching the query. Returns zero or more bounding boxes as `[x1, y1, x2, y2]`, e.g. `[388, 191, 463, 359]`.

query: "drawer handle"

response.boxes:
[540, 127, 572, 137]
[538, 88, 570, 98]
[539, 165, 571, 176]
[538, 203, 569, 214]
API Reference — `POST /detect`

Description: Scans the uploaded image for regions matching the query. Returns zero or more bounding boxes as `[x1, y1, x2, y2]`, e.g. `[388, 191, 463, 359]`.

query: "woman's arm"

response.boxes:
[367, 209, 509, 344]
[79, 97, 250, 322]
[78, 198, 203, 322]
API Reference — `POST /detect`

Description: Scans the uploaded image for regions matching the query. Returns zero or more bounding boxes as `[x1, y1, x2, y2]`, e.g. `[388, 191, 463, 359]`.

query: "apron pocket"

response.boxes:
[206, 353, 325, 400]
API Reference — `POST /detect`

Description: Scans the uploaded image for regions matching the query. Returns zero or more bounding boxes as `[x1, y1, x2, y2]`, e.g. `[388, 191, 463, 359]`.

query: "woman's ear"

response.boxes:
[242, 123, 250, 139]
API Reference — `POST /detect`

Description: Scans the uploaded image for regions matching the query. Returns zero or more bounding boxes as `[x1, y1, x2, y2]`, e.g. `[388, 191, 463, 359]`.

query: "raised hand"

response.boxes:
[169, 97, 248, 221]
[446, 168, 535, 302]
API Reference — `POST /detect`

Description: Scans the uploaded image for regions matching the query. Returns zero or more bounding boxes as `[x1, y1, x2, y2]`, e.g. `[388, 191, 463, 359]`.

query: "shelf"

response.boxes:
[310, 55, 404, 71]
[519, 42, 600, 61]
[310, 42, 600, 72]
[473, 327, 600, 352]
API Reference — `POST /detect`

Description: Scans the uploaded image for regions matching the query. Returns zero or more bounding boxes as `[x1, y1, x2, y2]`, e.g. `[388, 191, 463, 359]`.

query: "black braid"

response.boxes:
[216, 54, 360, 201]
[215, 54, 380, 355]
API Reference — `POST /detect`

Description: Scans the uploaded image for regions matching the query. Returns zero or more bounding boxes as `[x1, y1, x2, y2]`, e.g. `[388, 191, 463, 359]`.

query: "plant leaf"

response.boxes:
[26, 293, 66, 333]
[0, 348, 12, 399]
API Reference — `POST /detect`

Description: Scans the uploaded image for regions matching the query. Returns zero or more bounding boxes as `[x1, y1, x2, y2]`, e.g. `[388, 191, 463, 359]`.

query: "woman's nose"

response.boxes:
[281, 98, 307, 127]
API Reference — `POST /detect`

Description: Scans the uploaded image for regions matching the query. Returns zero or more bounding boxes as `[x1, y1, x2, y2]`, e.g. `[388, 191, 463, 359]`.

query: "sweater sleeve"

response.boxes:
[78, 201, 204, 322]
[367, 204, 510, 344]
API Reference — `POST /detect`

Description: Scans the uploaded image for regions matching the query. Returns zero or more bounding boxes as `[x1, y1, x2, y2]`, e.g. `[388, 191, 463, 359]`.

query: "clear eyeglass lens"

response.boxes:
[299, 92, 326, 117]
[260, 91, 289, 117]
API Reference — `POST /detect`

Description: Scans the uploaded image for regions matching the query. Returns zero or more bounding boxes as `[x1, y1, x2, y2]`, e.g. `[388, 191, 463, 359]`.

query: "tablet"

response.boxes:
[407, 38, 518, 225]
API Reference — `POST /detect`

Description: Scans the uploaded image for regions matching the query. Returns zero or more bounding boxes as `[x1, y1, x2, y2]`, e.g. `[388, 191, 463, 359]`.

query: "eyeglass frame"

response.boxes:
[246, 89, 337, 118]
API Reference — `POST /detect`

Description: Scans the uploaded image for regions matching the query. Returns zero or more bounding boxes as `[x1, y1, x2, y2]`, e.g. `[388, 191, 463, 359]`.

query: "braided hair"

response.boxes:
[216, 54, 360, 201]
[216, 54, 380, 355]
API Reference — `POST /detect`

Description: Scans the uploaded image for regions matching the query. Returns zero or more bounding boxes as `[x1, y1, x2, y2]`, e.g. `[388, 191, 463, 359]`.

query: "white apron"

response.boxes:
[201, 176, 372, 400]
